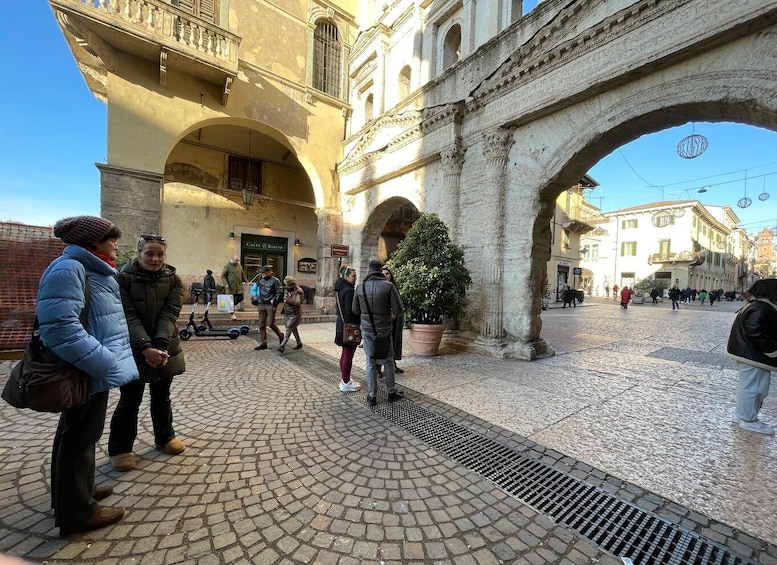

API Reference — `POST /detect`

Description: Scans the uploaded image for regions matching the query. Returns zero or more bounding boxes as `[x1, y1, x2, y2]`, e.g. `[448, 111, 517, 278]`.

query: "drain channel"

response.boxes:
[293, 350, 757, 565]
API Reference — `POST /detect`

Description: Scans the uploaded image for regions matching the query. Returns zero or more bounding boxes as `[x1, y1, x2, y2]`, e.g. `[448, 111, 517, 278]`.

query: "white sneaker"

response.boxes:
[230, 314, 237, 320]
[739, 420, 775, 435]
[339, 380, 361, 392]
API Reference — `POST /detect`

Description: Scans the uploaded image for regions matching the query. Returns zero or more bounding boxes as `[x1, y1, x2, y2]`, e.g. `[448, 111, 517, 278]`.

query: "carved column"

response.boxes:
[478, 128, 513, 342]
[97, 163, 163, 247]
[440, 143, 464, 242]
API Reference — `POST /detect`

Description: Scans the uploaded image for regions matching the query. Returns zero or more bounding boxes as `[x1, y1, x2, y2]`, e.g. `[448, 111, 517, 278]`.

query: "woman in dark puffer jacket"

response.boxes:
[108, 234, 187, 470]
[727, 278, 777, 435]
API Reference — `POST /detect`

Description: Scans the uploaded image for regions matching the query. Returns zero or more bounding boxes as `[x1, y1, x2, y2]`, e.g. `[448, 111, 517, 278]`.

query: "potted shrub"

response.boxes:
[386, 213, 471, 355]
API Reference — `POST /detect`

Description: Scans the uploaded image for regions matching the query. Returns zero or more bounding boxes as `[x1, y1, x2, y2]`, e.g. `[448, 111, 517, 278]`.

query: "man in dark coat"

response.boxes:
[353, 259, 404, 406]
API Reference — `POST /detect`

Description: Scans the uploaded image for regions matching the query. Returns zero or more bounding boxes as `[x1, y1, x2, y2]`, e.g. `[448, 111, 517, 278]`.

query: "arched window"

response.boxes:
[313, 20, 341, 98]
[364, 94, 374, 123]
[398, 66, 411, 101]
[442, 24, 461, 71]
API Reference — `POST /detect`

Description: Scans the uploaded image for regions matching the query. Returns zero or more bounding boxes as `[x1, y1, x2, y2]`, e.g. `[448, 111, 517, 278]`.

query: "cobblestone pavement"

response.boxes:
[1, 296, 776, 564]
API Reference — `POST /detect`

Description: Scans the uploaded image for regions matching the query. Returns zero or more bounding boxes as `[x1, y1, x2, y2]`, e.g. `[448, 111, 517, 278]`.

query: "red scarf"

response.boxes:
[90, 250, 116, 268]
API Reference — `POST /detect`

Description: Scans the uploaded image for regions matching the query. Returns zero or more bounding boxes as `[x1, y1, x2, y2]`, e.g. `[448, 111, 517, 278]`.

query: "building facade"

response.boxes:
[51, 0, 777, 358]
[580, 201, 756, 297]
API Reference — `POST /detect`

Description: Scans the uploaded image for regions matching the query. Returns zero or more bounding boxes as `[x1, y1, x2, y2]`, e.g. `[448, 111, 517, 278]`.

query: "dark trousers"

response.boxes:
[108, 377, 175, 455]
[51, 391, 109, 527]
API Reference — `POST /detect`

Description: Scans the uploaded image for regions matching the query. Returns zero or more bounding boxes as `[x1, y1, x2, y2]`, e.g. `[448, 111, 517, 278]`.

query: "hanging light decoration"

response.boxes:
[677, 123, 708, 159]
[758, 176, 770, 201]
[737, 172, 752, 209]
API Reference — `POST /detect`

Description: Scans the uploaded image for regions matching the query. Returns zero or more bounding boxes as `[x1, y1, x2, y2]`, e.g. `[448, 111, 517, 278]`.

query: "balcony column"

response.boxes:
[440, 143, 464, 242]
[477, 128, 513, 343]
[97, 163, 163, 247]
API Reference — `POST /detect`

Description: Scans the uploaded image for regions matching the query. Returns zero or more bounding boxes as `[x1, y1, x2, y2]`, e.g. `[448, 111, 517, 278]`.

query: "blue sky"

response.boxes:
[1, 2, 775, 236]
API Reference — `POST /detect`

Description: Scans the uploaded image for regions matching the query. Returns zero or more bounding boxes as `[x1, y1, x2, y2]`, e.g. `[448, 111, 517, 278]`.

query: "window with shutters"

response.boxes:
[313, 20, 342, 98]
[228, 156, 262, 195]
[174, 0, 216, 22]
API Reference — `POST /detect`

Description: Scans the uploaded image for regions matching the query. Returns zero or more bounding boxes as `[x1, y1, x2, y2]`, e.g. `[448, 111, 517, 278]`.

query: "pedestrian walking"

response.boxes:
[353, 259, 404, 406]
[669, 286, 681, 310]
[278, 276, 304, 353]
[726, 279, 777, 435]
[220, 255, 247, 320]
[43, 215, 138, 536]
[612, 284, 620, 300]
[562, 284, 576, 309]
[334, 265, 362, 392]
[619, 286, 632, 309]
[109, 234, 187, 472]
[203, 269, 216, 305]
[250, 265, 284, 350]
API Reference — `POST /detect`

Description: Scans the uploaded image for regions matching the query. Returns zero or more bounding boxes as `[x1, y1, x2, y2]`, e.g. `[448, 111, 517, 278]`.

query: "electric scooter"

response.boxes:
[179, 291, 243, 340]
[199, 298, 250, 335]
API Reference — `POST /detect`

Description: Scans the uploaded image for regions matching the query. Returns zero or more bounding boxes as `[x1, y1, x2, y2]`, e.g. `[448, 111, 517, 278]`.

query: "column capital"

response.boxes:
[440, 144, 465, 175]
[482, 128, 513, 165]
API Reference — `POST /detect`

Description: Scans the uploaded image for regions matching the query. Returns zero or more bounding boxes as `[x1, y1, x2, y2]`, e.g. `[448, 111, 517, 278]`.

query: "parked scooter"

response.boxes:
[179, 291, 246, 340]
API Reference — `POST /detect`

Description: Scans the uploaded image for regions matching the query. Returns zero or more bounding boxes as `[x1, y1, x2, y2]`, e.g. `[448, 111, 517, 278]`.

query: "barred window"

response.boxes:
[228, 156, 261, 194]
[313, 21, 341, 98]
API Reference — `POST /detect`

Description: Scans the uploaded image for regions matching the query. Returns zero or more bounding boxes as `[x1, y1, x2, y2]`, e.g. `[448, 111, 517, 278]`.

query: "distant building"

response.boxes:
[580, 201, 755, 295]
[754, 228, 777, 279]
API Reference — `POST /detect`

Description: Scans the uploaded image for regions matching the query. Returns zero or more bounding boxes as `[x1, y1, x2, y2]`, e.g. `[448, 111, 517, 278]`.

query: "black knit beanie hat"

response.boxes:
[53, 215, 115, 248]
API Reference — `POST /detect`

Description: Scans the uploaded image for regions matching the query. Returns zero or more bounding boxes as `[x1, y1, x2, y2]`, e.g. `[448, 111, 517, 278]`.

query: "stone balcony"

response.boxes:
[50, 0, 241, 104]
[647, 250, 705, 266]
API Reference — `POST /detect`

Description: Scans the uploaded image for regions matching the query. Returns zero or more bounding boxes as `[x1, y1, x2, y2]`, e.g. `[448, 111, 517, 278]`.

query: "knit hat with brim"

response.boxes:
[53, 215, 115, 248]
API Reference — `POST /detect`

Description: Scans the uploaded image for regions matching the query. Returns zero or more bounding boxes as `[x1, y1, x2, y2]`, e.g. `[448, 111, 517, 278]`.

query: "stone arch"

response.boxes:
[358, 197, 420, 275]
[164, 117, 326, 210]
[510, 69, 777, 348]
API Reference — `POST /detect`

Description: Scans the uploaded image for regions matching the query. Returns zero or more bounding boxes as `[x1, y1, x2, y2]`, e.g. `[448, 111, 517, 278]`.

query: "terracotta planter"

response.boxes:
[408, 323, 445, 356]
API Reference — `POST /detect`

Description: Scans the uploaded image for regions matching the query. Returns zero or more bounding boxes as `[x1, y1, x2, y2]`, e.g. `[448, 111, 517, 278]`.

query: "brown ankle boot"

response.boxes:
[60, 506, 125, 537]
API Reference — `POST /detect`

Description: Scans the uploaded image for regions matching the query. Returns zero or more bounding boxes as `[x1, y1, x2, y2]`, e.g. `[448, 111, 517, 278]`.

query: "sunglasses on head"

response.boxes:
[138, 234, 166, 245]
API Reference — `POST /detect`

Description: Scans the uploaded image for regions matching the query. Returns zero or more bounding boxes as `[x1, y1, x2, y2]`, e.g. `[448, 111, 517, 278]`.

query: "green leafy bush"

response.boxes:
[386, 213, 471, 325]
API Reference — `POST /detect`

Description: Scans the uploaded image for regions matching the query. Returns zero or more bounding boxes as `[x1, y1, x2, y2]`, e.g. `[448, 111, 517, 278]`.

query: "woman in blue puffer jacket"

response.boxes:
[39, 215, 138, 537]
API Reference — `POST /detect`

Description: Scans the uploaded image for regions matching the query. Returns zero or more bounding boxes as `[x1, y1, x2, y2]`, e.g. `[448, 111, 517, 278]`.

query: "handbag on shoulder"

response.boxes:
[335, 291, 361, 344]
[2, 282, 91, 413]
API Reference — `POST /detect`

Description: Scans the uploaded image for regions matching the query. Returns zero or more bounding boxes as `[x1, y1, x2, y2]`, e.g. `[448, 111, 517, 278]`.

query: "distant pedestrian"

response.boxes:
[604, 284, 610, 298]
[278, 276, 304, 353]
[203, 269, 216, 305]
[709, 289, 717, 306]
[650, 288, 660, 304]
[612, 284, 620, 300]
[619, 286, 632, 309]
[562, 285, 576, 309]
[250, 265, 284, 350]
[220, 255, 247, 320]
[669, 286, 681, 310]
[726, 279, 777, 435]
[699, 289, 708, 305]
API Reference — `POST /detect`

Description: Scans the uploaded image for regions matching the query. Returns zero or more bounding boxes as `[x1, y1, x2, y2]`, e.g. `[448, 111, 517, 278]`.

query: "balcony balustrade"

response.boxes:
[51, 0, 240, 103]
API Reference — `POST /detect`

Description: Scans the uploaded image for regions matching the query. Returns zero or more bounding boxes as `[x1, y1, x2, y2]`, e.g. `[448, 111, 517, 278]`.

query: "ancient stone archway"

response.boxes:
[339, 1, 777, 359]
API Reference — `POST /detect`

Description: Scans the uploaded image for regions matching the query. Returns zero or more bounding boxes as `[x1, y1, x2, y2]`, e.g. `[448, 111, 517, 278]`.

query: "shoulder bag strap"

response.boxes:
[334, 288, 346, 322]
[361, 281, 378, 335]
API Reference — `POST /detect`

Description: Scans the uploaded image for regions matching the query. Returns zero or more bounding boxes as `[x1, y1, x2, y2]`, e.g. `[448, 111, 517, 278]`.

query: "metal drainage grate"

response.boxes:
[294, 350, 756, 565]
